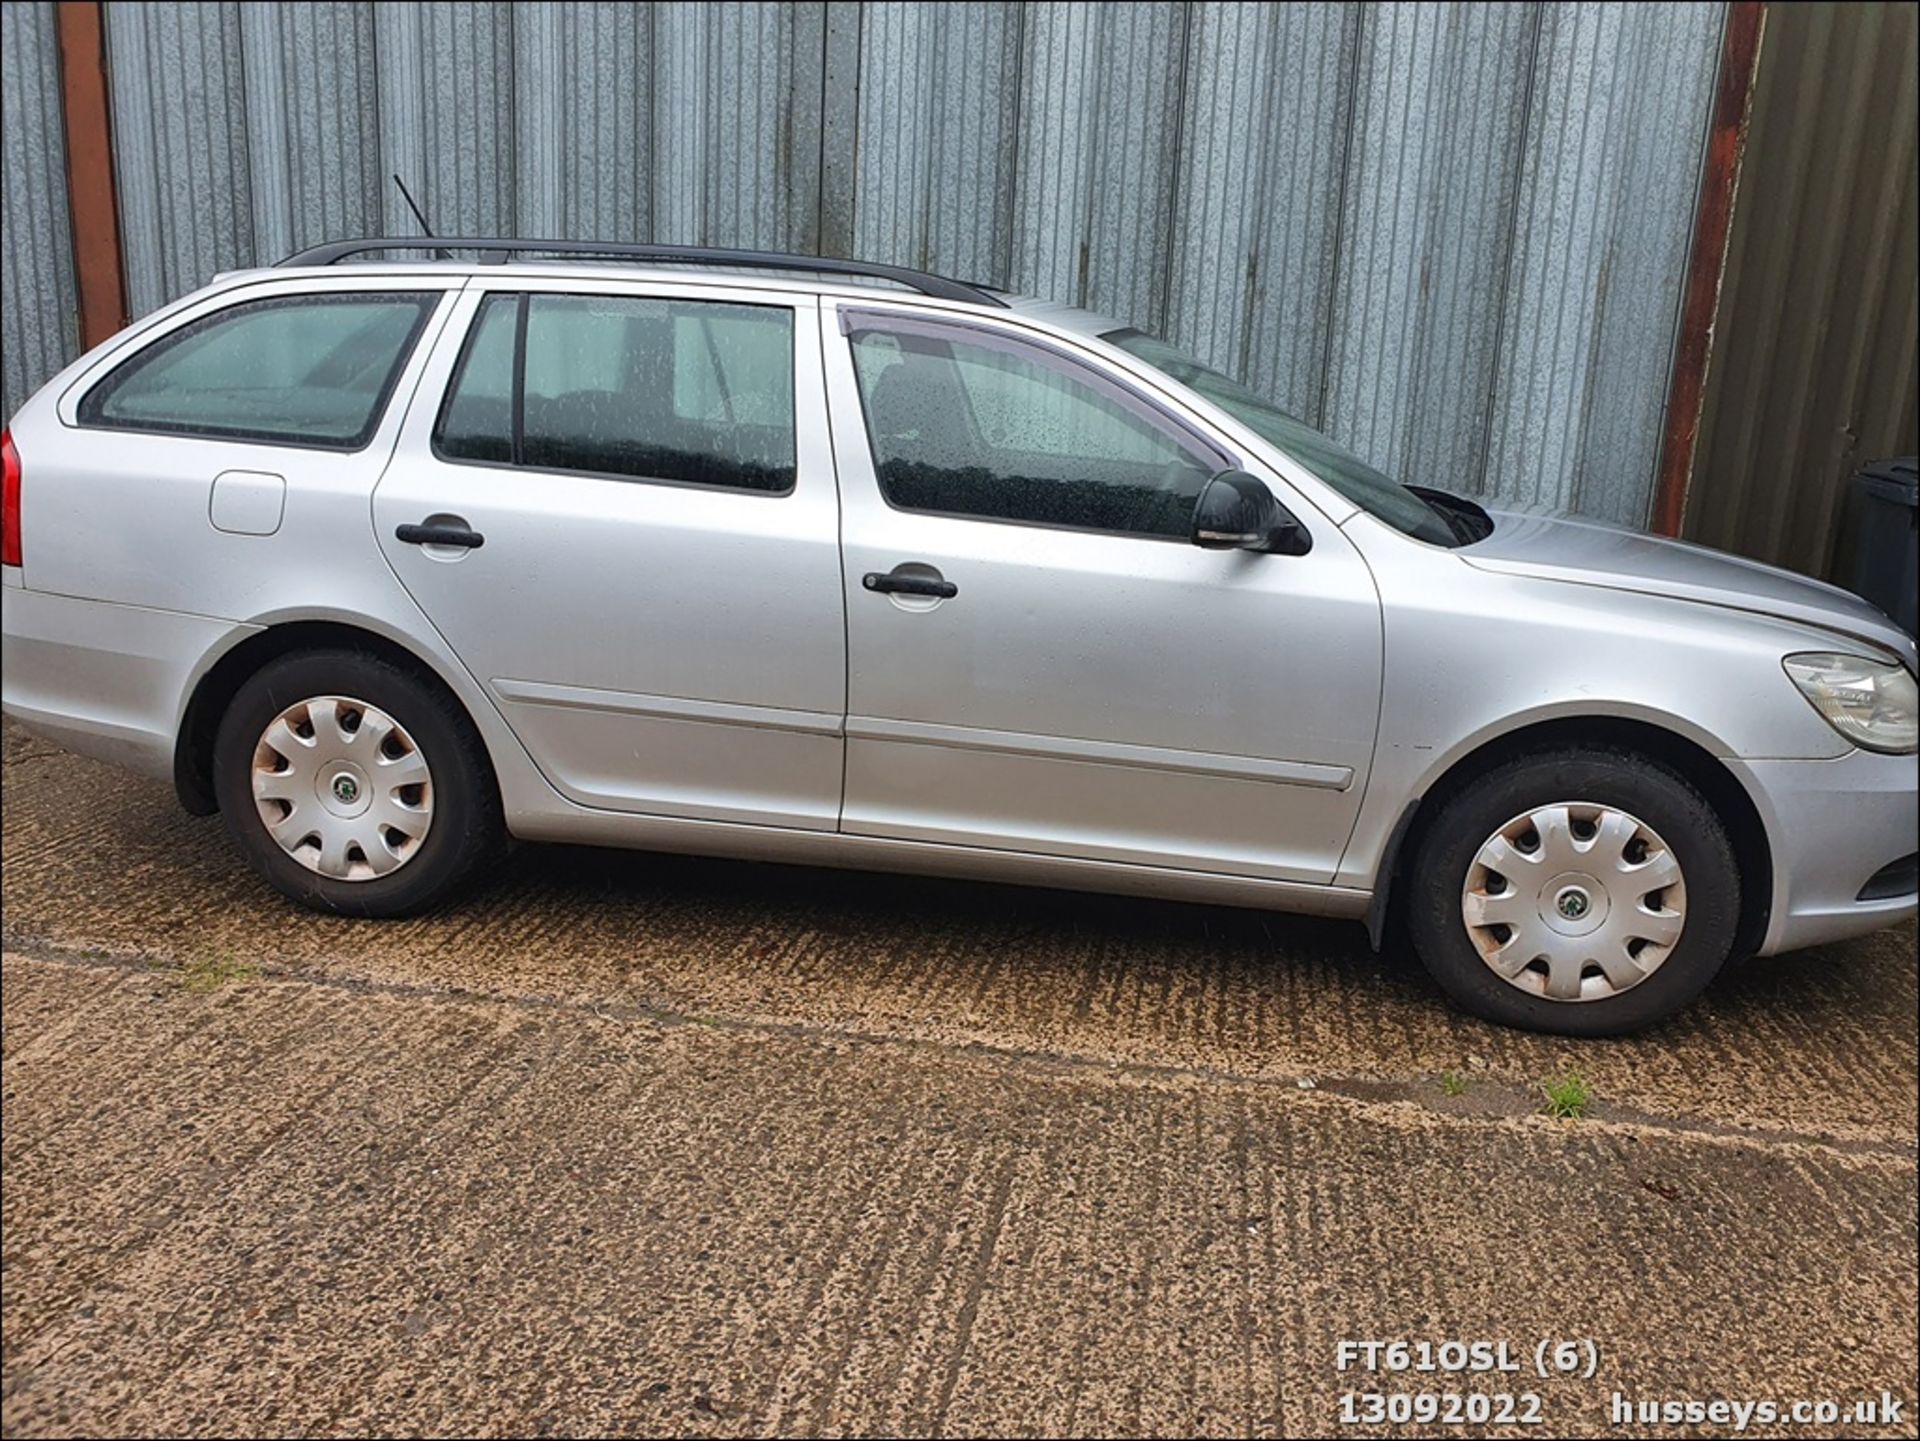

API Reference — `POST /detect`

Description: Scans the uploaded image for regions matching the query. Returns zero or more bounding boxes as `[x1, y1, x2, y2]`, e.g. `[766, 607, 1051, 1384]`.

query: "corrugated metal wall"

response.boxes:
[100, 2, 835, 313]
[1, 1, 81, 422]
[842, 1, 1726, 523]
[2, 0, 1730, 525]
[1682, 0, 1919, 578]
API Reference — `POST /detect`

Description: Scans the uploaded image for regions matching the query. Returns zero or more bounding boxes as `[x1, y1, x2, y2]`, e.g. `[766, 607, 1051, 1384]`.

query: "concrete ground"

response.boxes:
[2, 718, 1915, 1438]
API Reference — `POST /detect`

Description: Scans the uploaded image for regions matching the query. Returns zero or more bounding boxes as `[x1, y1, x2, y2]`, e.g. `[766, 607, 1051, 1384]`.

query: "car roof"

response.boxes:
[214, 240, 1130, 342]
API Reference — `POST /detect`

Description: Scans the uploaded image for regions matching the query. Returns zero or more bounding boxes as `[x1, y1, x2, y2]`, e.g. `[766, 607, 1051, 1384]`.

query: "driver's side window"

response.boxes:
[846, 314, 1224, 539]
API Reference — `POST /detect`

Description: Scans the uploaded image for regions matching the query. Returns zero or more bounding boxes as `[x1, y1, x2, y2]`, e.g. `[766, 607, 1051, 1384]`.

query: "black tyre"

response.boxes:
[212, 648, 502, 916]
[1405, 746, 1740, 1036]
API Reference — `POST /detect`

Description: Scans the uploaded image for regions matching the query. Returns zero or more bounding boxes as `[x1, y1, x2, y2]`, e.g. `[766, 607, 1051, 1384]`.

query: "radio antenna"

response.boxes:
[391, 174, 450, 259]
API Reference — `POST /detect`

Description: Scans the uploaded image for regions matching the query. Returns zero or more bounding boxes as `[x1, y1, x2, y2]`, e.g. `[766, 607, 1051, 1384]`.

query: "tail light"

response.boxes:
[1, 429, 19, 567]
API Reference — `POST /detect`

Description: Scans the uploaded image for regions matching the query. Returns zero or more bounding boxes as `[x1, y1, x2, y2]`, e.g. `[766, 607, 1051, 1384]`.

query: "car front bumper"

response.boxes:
[1730, 749, 1920, 955]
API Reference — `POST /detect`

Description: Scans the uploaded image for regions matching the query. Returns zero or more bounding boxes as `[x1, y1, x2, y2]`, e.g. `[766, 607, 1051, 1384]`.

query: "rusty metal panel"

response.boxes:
[1, 1, 80, 419]
[1684, 0, 1920, 578]
[1650, 2, 1764, 539]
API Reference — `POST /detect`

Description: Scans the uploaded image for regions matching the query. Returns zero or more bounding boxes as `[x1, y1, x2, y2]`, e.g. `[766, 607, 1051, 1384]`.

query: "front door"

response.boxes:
[375, 281, 845, 829]
[822, 302, 1383, 883]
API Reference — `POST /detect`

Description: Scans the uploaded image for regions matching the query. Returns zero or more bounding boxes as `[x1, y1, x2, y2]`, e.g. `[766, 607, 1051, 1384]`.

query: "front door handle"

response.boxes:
[396, 521, 485, 549]
[863, 570, 957, 599]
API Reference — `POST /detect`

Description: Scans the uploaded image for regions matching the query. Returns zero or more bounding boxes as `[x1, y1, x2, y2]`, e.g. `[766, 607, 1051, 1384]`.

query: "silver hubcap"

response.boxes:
[1461, 802, 1686, 1002]
[251, 696, 433, 881]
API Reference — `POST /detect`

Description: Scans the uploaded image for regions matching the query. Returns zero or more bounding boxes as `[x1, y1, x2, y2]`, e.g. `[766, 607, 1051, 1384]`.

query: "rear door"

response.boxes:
[374, 278, 846, 829]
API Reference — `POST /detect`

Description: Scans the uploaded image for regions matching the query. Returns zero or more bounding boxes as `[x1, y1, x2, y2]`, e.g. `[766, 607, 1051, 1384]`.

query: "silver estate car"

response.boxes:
[4, 240, 1915, 1035]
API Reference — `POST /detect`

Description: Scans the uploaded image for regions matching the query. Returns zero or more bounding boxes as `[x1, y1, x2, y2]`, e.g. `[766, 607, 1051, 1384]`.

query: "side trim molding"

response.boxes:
[847, 716, 1353, 790]
[492, 678, 844, 737]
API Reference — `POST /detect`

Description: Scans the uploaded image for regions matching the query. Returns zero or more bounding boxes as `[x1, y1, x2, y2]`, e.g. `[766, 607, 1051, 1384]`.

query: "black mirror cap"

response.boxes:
[1191, 470, 1312, 554]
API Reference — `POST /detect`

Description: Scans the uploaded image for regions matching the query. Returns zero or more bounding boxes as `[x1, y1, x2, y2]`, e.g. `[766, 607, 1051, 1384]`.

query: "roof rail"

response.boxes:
[277, 237, 1007, 307]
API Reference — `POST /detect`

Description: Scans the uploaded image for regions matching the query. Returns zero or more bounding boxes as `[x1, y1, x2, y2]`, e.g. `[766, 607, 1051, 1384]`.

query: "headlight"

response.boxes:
[1782, 652, 1919, 753]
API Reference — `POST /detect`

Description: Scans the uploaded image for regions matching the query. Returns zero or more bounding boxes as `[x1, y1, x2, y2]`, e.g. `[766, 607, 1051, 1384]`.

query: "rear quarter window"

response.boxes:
[77, 292, 438, 450]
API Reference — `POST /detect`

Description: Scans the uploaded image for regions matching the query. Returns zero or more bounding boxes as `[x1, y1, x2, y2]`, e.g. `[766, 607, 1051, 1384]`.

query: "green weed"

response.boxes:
[178, 950, 258, 994]
[1540, 1071, 1594, 1120]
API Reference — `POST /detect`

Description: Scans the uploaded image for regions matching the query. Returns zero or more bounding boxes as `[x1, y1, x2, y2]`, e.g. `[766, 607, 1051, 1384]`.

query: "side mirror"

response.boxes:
[1190, 470, 1312, 555]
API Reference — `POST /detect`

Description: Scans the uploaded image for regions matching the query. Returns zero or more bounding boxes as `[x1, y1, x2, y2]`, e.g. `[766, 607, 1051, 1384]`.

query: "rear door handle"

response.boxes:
[863, 570, 957, 599]
[396, 521, 484, 549]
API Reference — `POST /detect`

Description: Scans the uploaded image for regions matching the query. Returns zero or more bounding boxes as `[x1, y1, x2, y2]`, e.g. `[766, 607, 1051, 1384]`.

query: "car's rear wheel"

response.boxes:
[1406, 747, 1740, 1035]
[213, 649, 500, 916]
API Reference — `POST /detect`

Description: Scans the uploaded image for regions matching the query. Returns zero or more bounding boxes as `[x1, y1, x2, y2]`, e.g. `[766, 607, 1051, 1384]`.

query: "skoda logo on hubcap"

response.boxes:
[1557, 888, 1590, 920]
[332, 775, 360, 804]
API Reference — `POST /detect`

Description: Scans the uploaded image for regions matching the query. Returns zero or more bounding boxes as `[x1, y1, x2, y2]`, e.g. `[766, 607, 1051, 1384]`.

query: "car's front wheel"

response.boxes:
[212, 648, 501, 916]
[1406, 747, 1741, 1035]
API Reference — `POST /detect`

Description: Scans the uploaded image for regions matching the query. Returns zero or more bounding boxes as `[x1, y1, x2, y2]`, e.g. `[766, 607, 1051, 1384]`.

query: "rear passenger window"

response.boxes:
[434, 293, 796, 494]
[79, 292, 436, 449]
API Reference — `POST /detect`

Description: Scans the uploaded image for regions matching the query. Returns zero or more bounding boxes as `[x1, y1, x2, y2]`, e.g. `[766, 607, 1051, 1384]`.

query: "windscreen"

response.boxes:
[1102, 328, 1460, 547]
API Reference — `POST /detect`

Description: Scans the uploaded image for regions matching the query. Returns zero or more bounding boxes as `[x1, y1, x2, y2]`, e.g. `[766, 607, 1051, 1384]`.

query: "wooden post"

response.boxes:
[56, 0, 128, 348]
